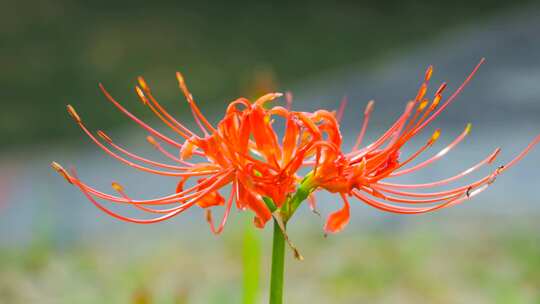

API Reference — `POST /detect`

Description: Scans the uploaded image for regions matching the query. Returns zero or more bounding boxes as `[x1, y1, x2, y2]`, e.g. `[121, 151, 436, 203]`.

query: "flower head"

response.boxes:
[53, 73, 318, 232]
[302, 59, 540, 233]
[53, 60, 539, 236]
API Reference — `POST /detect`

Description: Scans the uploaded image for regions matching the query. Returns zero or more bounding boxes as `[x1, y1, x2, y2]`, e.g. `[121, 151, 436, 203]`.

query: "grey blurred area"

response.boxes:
[0, 4, 539, 248]
[296, 5, 540, 217]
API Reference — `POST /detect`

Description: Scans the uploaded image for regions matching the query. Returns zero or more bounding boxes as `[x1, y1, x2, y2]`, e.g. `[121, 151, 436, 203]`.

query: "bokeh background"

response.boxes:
[1, 1, 540, 303]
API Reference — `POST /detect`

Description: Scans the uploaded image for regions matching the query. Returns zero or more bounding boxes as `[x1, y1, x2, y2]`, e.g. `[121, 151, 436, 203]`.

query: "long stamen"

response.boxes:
[351, 100, 374, 151]
[356, 103, 418, 174]
[372, 180, 483, 199]
[58, 169, 231, 205]
[176, 72, 216, 135]
[137, 77, 198, 138]
[350, 101, 414, 163]
[98, 84, 183, 148]
[146, 136, 194, 166]
[66, 105, 218, 177]
[499, 134, 540, 172]
[335, 96, 347, 122]
[285, 92, 293, 111]
[360, 185, 463, 204]
[112, 182, 183, 214]
[71, 170, 189, 223]
[406, 91, 443, 135]
[390, 124, 472, 177]
[352, 187, 485, 214]
[97, 131, 192, 171]
[411, 58, 485, 136]
[71, 169, 233, 224]
[379, 148, 500, 189]
[392, 129, 441, 172]
[135, 85, 192, 139]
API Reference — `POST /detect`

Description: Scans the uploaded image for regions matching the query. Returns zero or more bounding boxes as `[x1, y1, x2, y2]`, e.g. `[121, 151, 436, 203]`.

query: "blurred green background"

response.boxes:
[2, 1, 540, 303]
[1, 0, 532, 148]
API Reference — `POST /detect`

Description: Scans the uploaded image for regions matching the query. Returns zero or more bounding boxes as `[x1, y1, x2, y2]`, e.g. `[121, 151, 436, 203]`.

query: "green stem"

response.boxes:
[269, 219, 286, 304]
[264, 174, 315, 303]
[285, 173, 315, 221]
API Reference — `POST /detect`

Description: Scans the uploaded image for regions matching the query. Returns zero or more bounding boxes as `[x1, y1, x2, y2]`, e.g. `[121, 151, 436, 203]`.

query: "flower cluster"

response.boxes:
[52, 60, 539, 234]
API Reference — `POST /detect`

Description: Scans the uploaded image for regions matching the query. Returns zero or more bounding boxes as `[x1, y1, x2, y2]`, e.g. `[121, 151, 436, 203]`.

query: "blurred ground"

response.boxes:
[1, 219, 539, 303]
[1, 1, 540, 303]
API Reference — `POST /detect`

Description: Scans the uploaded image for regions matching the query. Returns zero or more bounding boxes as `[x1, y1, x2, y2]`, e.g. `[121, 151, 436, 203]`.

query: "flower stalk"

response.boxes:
[269, 218, 286, 304]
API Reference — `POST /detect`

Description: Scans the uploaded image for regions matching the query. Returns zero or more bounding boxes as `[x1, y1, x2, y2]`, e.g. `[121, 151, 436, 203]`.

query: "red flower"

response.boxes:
[52, 73, 318, 232]
[303, 59, 539, 234]
[53, 60, 539, 236]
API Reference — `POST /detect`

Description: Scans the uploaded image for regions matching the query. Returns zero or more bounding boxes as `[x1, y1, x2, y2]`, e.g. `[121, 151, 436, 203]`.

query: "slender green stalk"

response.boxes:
[263, 176, 315, 304]
[285, 173, 315, 221]
[269, 219, 286, 304]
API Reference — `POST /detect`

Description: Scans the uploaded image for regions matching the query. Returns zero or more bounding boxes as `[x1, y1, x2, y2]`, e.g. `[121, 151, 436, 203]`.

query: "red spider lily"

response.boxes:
[53, 61, 539, 237]
[304, 59, 540, 234]
[52, 73, 315, 232]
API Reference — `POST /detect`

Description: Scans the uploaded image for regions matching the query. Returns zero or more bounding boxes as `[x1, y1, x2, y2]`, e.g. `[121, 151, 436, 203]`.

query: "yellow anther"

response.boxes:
[431, 129, 441, 143]
[135, 86, 148, 105]
[97, 130, 112, 143]
[418, 99, 429, 111]
[464, 123, 472, 135]
[425, 65, 433, 82]
[50, 162, 72, 184]
[416, 83, 427, 101]
[431, 94, 442, 108]
[146, 135, 157, 146]
[176, 71, 193, 102]
[175, 71, 185, 86]
[66, 105, 81, 123]
[111, 182, 124, 192]
[137, 76, 149, 92]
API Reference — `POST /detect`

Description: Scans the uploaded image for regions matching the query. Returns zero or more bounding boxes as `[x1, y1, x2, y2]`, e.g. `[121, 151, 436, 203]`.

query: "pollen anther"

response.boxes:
[67, 105, 81, 123]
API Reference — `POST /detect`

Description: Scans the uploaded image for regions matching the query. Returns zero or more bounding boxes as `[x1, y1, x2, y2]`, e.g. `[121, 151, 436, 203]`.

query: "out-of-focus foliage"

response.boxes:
[0, 222, 538, 303]
[1, 0, 532, 148]
[242, 218, 261, 304]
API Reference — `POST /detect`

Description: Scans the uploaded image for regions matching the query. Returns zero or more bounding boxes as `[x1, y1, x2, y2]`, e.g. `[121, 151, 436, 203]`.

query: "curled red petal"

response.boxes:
[324, 194, 350, 234]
